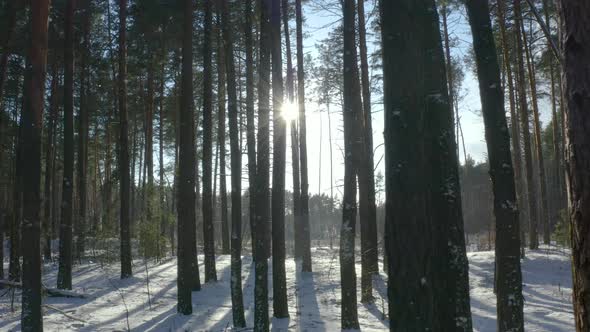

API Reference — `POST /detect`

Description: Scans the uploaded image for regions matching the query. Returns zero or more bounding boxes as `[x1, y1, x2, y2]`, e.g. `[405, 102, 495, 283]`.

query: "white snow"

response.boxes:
[0, 247, 573, 331]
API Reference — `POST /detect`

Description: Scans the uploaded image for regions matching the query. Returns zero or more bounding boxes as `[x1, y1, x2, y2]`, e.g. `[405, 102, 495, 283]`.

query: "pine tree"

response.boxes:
[58, 0, 76, 290]
[21, 1, 50, 330]
[465, 1, 525, 330]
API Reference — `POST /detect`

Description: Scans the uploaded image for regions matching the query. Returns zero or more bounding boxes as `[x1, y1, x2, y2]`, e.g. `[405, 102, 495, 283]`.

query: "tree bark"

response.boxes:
[560, 1, 590, 330]
[44, 60, 59, 261]
[271, 0, 289, 319]
[221, 0, 246, 326]
[295, 0, 312, 273]
[21, 1, 50, 329]
[341, 0, 361, 328]
[58, 0, 76, 290]
[177, 0, 200, 315]
[0, 1, 17, 108]
[466, 1, 525, 331]
[202, 0, 217, 283]
[254, 0, 272, 329]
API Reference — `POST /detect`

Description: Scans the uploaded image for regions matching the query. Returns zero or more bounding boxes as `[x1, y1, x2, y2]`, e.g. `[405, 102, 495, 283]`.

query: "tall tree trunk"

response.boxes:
[145, 64, 155, 237]
[282, 0, 302, 261]
[254, 0, 272, 329]
[521, 20, 550, 245]
[497, 0, 526, 258]
[215, 8, 230, 256]
[58, 0, 76, 290]
[341, 0, 361, 328]
[356, 0, 378, 302]
[513, 0, 538, 250]
[178, 0, 200, 316]
[10, 93, 23, 282]
[271, 0, 289, 319]
[202, 0, 217, 283]
[21, 1, 50, 329]
[44, 59, 59, 261]
[118, 0, 133, 279]
[77, 1, 91, 261]
[560, 1, 590, 330]
[466, 1, 524, 331]
[380, 0, 472, 329]
[295, 0, 312, 273]
[244, 0, 257, 256]
[159, 62, 166, 249]
[221, 0, 246, 326]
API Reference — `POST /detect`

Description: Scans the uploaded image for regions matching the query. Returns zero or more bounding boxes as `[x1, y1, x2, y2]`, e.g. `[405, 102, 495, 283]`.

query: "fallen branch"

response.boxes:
[43, 304, 87, 323]
[0, 280, 87, 298]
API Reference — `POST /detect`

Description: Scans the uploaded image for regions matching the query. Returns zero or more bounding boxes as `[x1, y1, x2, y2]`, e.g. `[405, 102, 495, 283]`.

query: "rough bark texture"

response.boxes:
[177, 0, 200, 315]
[117, 0, 133, 279]
[513, 0, 538, 250]
[58, 0, 76, 290]
[466, 1, 525, 331]
[21, 1, 49, 330]
[202, 0, 217, 283]
[271, 0, 289, 319]
[254, 0, 272, 329]
[560, 1, 590, 330]
[381, 0, 472, 329]
[295, 0, 312, 273]
[341, 0, 360, 329]
[220, 0, 246, 326]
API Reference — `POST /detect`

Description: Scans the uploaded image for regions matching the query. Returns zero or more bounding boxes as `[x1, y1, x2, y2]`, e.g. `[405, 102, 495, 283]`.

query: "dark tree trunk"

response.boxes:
[58, 0, 76, 290]
[44, 60, 59, 261]
[466, 1, 525, 331]
[340, 0, 361, 328]
[178, 0, 200, 316]
[21, 1, 50, 330]
[254, 0, 272, 329]
[215, 8, 230, 256]
[77, 1, 91, 261]
[357, 0, 378, 282]
[118, 0, 133, 279]
[159, 62, 166, 248]
[221, 0, 246, 326]
[271, 0, 289, 319]
[202, 0, 217, 283]
[10, 98, 23, 282]
[295, 0, 312, 273]
[380, 0, 472, 329]
[0, 1, 17, 107]
[513, 0, 538, 250]
[244, 0, 257, 256]
[560, 1, 590, 330]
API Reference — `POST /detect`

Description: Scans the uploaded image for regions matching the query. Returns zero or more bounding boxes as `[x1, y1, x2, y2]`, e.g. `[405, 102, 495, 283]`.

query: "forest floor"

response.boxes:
[0, 246, 573, 331]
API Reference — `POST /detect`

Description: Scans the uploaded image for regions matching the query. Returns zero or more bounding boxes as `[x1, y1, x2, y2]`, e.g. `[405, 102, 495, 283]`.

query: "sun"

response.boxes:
[281, 102, 299, 122]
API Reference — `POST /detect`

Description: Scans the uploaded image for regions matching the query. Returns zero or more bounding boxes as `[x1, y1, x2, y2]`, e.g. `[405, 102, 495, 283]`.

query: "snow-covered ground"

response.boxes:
[0, 247, 573, 331]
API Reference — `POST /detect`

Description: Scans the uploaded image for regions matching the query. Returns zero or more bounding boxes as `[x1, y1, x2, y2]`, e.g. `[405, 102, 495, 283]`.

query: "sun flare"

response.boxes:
[281, 102, 299, 121]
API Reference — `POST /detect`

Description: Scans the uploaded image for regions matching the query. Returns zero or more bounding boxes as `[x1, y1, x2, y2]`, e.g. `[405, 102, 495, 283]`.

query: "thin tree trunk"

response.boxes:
[521, 20, 550, 245]
[357, 0, 378, 301]
[221, 0, 246, 325]
[58, 0, 76, 290]
[202, 0, 217, 283]
[254, 0, 272, 329]
[341, 0, 361, 328]
[244, 0, 257, 256]
[118, 0, 133, 279]
[295, 0, 312, 272]
[21, 1, 50, 329]
[513, 0, 538, 250]
[270, 0, 289, 319]
[560, 1, 590, 330]
[466, 1, 524, 331]
[177, 0, 200, 316]
[0, 1, 17, 107]
[216, 9, 230, 255]
[77, 2, 91, 260]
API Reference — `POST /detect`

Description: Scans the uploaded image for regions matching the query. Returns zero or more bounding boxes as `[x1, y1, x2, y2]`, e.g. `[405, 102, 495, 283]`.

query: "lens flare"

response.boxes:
[281, 102, 298, 121]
